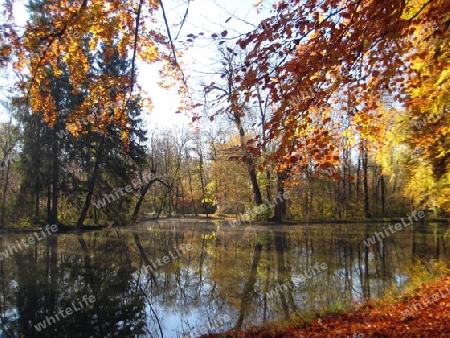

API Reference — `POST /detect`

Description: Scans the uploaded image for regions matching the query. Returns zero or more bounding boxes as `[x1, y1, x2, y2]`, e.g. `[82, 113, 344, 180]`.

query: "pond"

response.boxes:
[0, 220, 448, 337]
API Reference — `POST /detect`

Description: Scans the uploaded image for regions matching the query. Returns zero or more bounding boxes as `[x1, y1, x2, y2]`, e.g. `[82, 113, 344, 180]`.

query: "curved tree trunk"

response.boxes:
[131, 177, 170, 223]
[234, 243, 263, 329]
[132, 232, 158, 286]
[232, 111, 263, 206]
[247, 157, 263, 206]
[76, 137, 104, 229]
[228, 60, 263, 206]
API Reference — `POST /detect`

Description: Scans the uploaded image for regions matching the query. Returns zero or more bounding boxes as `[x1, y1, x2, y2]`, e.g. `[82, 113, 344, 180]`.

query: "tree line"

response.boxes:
[0, 0, 448, 228]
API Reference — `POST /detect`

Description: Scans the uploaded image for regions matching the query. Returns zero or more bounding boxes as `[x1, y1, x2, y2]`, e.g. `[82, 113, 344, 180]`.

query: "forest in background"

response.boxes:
[0, 0, 448, 228]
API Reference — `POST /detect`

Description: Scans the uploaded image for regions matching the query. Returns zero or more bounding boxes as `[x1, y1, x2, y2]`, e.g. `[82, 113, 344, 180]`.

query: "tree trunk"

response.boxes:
[0, 163, 10, 227]
[380, 175, 385, 216]
[356, 155, 361, 200]
[35, 174, 40, 221]
[248, 158, 263, 206]
[33, 118, 42, 222]
[131, 179, 156, 222]
[46, 176, 51, 222]
[265, 170, 271, 202]
[232, 111, 263, 206]
[131, 177, 170, 222]
[363, 146, 370, 218]
[234, 243, 263, 329]
[50, 132, 58, 224]
[198, 152, 209, 217]
[273, 171, 287, 222]
[76, 137, 104, 228]
[186, 156, 197, 215]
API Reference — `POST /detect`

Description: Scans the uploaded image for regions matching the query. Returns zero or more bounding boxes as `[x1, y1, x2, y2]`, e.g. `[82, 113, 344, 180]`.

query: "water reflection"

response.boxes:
[0, 221, 448, 337]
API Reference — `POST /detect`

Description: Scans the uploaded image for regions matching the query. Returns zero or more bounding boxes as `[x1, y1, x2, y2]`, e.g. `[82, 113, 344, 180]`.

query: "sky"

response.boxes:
[0, 0, 273, 131]
[138, 0, 272, 129]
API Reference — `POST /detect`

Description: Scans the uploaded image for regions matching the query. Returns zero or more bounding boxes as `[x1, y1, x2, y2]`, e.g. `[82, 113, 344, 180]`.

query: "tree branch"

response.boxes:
[130, 0, 144, 95]
[158, 0, 188, 88]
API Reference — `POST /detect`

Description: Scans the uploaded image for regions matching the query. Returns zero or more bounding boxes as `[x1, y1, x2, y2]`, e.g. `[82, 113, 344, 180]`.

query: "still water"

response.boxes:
[0, 220, 448, 337]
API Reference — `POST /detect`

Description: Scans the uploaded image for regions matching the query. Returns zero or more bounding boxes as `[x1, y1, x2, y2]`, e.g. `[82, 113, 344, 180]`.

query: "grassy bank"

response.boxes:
[206, 261, 450, 337]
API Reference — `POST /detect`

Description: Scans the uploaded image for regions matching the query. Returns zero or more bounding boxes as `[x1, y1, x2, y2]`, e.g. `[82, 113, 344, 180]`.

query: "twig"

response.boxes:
[174, 0, 190, 41]
[134, 277, 164, 337]
[158, 0, 188, 89]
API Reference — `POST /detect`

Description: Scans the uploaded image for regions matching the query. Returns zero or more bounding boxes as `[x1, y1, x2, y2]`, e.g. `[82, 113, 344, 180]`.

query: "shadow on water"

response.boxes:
[0, 220, 448, 337]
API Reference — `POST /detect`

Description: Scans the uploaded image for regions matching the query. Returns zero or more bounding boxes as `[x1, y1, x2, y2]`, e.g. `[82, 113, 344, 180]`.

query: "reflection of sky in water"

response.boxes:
[138, 271, 234, 337]
[159, 309, 233, 338]
[0, 222, 448, 337]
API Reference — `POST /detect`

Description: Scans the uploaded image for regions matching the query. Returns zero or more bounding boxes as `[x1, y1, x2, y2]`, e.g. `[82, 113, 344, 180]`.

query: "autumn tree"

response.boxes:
[209, 135, 255, 215]
[13, 0, 81, 225]
[2, 0, 448, 221]
[221, 0, 449, 217]
[77, 44, 148, 227]
[0, 0, 180, 145]
[204, 48, 264, 207]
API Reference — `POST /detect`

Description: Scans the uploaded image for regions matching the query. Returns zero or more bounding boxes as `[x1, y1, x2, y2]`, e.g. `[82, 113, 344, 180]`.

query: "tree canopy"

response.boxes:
[232, 0, 448, 170]
[0, 0, 448, 223]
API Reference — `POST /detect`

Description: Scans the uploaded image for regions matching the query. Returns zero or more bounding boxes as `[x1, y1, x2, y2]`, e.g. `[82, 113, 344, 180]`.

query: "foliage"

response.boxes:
[0, 0, 448, 223]
[231, 0, 448, 166]
[1, 0, 178, 147]
[213, 0, 448, 216]
[244, 203, 272, 223]
[14, 216, 36, 229]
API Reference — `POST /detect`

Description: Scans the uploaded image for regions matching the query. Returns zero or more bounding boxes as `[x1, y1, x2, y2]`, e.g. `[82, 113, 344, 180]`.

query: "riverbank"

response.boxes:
[206, 275, 450, 337]
[0, 214, 447, 234]
[0, 223, 108, 234]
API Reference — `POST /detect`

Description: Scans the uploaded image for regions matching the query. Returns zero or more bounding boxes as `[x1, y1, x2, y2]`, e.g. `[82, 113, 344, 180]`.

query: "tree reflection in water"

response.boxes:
[0, 221, 447, 337]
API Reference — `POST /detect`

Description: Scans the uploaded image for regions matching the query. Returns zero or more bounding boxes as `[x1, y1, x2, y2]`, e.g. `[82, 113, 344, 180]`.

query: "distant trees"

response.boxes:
[0, 107, 21, 227]
[0, 0, 447, 224]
